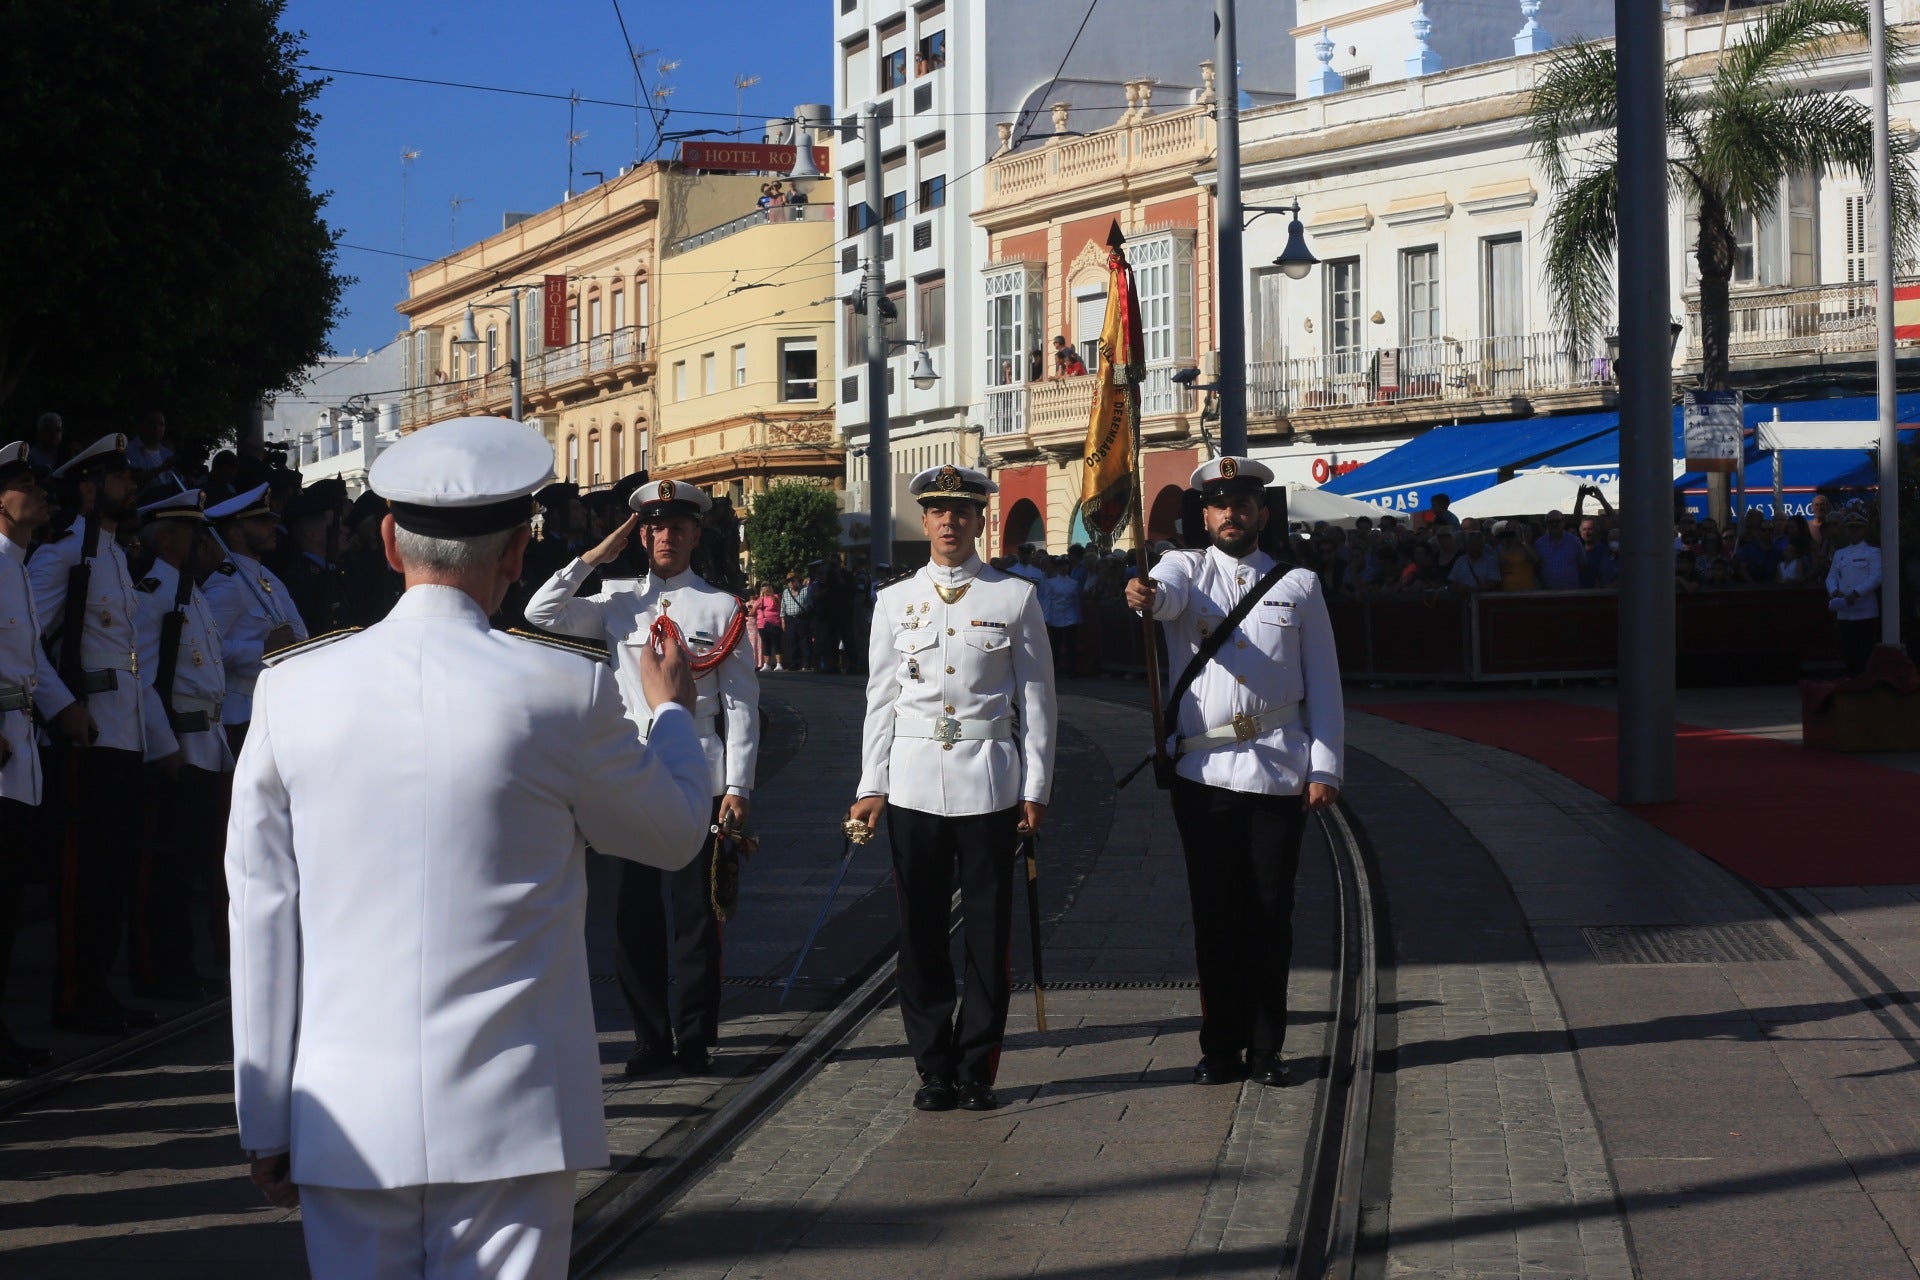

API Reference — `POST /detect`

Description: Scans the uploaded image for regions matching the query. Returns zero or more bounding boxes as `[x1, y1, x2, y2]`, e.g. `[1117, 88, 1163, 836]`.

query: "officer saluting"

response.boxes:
[848, 464, 1056, 1113]
[524, 478, 759, 1077]
[130, 488, 232, 999]
[227, 417, 712, 1280]
[202, 482, 307, 752]
[28, 434, 173, 1035]
[1125, 457, 1344, 1087]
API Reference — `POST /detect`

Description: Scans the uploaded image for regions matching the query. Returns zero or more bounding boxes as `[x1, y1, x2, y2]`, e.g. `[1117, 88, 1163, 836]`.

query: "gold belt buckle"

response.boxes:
[932, 714, 963, 745]
[1231, 711, 1259, 742]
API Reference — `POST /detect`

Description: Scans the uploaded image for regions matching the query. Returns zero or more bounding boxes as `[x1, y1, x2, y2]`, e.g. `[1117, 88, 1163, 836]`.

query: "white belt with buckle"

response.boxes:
[645, 712, 718, 740]
[894, 715, 1012, 744]
[172, 694, 223, 718]
[0, 681, 30, 713]
[1178, 703, 1301, 755]
[82, 648, 138, 676]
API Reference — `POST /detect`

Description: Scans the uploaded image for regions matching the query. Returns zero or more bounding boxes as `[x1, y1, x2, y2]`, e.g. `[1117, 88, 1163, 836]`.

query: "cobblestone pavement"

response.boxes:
[595, 691, 1341, 1280]
[1353, 708, 1920, 1279]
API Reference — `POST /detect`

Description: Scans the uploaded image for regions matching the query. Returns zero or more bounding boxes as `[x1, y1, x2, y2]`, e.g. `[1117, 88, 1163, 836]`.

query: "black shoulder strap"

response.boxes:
[1162, 558, 1295, 729]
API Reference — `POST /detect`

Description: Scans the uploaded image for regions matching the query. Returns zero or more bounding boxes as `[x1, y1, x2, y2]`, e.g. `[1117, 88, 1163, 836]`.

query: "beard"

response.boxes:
[1210, 523, 1260, 558]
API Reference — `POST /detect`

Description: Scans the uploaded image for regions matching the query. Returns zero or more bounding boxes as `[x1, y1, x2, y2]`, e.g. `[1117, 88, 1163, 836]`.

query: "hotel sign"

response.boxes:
[681, 141, 829, 173]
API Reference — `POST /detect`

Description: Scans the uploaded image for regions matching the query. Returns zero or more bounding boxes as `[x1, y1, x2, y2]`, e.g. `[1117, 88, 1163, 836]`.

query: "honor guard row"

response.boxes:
[525, 475, 760, 1078]
[226, 417, 714, 1280]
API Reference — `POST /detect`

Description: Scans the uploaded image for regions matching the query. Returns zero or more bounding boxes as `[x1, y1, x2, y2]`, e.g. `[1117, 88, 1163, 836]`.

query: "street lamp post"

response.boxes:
[1214, 0, 1248, 457]
[790, 109, 939, 572]
[452, 287, 527, 423]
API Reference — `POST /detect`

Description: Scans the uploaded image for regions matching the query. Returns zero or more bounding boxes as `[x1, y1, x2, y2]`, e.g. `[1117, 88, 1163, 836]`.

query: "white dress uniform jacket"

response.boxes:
[525, 558, 759, 799]
[1825, 542, 1883, 621]
[26, 525, 166, 756]
[132, 560, 234, 773]
[1145, 547, 1345, 796]
[859, 555, 1056, 816]
[226, 586, 712, 1189]
[0, 532, 61, 805]
[202, 552, 307, 726]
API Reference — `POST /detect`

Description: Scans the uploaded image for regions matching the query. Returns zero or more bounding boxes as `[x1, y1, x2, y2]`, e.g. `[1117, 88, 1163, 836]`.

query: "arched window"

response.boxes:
[610, 423, 625, 477]
[587, 428, 603, 488]
[565, 434, 580, 482]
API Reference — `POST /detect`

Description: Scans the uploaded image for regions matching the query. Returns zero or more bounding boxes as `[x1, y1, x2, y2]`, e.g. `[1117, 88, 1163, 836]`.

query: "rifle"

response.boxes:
[153, 526, 200, 733]
[51, 511, 100, 1015]
[54, 512, 101, 710]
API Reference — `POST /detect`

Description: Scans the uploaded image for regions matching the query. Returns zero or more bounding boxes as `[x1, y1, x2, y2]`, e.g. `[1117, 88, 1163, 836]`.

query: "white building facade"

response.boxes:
[829, 0, 1296, 555]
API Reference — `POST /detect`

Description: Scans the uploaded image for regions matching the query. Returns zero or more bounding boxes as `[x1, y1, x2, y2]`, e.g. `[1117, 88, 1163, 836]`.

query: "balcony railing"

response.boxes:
[1249, 330, 1607, 416]
[664, 203, 833, 257]
[980, 107, 1214, 212]
[983, 364, 1186, 440]
[400, 325, 650, 428]
[1683, 280, 1913, 362]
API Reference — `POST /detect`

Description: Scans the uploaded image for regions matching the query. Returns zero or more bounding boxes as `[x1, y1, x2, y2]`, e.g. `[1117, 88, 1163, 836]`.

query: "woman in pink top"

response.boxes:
[753, 583, 783, 671]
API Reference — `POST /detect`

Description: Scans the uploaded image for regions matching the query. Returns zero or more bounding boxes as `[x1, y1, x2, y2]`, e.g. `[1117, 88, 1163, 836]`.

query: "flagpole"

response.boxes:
[1127, 385, 1167, 766]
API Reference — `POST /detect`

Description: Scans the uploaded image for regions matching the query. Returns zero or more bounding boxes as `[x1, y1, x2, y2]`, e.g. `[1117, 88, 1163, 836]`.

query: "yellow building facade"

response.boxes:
[396, 163, 777, 491]
[652, 194, 841, 506]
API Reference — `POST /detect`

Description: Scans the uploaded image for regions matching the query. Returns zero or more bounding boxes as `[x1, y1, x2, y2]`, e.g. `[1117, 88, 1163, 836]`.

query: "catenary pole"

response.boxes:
[1869, 0, 1901, 646]
[1214, 0, 1248, 457]
[863, 102, 892, 570]
[1616, 0, 1676, 803]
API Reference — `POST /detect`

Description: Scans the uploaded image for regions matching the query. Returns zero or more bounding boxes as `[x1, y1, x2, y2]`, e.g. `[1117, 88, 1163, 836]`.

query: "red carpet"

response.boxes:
[1361, 700, 1920, 887]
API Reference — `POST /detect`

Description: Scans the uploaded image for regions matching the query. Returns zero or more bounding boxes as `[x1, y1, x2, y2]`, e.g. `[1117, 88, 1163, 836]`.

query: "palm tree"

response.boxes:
[1532, 0, 1918, 391]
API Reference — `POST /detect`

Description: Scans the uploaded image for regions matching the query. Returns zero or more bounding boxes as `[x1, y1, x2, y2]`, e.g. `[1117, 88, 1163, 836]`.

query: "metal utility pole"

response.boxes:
[862, 102, 892, 569]
[506, 289, 524, 424]
[1214, 0, 1248, 457]
[1869, 0, 1901, 646]
[1615, 0, 1675, 804]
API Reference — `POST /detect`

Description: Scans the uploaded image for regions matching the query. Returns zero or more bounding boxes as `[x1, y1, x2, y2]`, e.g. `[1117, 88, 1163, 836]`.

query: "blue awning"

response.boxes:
[1319, 395, 1918, 518]
[1317, 413, 1619, 512]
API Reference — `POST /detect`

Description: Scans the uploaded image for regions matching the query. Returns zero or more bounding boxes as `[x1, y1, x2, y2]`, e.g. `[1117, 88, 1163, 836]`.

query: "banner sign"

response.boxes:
[1683, 390, 1743, 474]
[681, 141, 829, 173]
[1897, 283, 1920, 342]
[543, 275, 569, 348]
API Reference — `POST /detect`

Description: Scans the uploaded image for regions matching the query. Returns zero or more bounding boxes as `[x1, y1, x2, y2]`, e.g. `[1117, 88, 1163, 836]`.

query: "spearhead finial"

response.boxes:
[1106, 219, 1126, 249]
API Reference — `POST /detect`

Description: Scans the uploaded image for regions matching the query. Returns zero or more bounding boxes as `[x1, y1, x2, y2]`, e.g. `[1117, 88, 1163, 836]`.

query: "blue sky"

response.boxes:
[284, 0, 832, 356]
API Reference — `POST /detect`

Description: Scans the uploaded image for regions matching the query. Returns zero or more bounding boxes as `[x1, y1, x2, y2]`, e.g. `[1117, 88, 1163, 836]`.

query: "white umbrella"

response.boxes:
[1448, 469, 1619, 520]
[1283, 484, 1390, 527]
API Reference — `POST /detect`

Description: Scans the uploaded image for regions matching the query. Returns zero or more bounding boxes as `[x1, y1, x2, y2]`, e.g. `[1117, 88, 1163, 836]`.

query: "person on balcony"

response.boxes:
[1050, 335, 1087, 379]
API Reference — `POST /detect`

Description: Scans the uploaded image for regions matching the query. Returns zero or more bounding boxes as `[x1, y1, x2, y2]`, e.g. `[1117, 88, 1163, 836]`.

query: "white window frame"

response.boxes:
[1399, 246, 1440, 347]
[672, 361, 687, 401]
[702, 352, 716, 395]
[733, 343, 749, 387]
[780, 338, 820, 401]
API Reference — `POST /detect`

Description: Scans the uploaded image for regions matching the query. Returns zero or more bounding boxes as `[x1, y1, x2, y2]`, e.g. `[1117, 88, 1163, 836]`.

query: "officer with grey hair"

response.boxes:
[227, 416, 712, 1280]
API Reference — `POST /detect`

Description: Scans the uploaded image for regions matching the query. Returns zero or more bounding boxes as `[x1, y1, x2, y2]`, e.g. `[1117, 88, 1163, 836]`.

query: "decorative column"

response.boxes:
[1513, 0, 1552, 55]
[1405, 1, 1443, 76]
[1306, 27, 1345, 97]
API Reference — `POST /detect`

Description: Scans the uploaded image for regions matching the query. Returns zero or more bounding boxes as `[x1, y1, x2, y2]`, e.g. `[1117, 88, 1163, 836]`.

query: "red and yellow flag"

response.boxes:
[1079, 225, 1147, 539]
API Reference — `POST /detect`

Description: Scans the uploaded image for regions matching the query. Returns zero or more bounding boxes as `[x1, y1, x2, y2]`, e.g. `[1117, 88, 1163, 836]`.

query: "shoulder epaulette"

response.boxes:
[507, 628, 611, 660]
[262, 627, 362, 668]
[877, 566, 918, 590]
[134, 577, 162, 594]
[215, 561, 237, 575]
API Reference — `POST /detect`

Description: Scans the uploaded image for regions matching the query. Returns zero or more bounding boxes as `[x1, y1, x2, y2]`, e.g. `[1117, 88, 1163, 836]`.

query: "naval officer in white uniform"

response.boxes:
[226, 417, 712, 1280]
[524, 477, 759, 1077]
[202, 482, 307, 752]
[849, 464, 1056, 1113]
[1126, 456, 1344, 1088]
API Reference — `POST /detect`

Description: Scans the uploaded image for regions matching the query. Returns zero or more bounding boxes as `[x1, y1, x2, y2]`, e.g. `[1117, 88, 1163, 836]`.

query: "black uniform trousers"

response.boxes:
[46, 743, 142, 1016]
[1838, 615, 1879, 677]
[888, 804, 1020, 1086]
[1169, 776, 1308, 1061]
[781, 617, 812, 672]
[0, 797, 33, 1008]
[130, 763, 224, 991]
[615, 796, 724, 1054]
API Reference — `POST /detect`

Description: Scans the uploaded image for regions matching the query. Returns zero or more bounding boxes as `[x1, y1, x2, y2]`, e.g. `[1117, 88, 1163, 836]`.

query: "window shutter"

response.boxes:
[1075, 291, 1107, 357]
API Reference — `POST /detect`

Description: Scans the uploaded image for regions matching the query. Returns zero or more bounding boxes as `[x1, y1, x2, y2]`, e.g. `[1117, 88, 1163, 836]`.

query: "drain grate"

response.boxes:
[1013, 979, 1201, 991]
[1582, 923, 1799, 965]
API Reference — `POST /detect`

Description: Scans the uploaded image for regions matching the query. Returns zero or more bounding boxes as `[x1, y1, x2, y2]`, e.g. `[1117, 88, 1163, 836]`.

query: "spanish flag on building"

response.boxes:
[1079, 223, 1147, 539]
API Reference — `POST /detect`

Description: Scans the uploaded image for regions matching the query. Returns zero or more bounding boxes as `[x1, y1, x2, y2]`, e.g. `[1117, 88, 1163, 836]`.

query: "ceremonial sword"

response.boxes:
[1021, 834, 1047, 1032]
[778, 822, 868, 1005]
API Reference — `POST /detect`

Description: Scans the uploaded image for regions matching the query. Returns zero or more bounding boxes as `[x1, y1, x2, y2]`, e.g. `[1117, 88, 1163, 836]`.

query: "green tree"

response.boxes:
[1531, 0, 1918, 390]
[745, 483, 841, 582]
[0, 0, 347, 447]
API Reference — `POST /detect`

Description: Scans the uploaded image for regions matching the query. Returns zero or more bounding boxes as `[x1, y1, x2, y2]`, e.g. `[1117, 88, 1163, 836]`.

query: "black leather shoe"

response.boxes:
[956, 1081, 998, 1111]
[624, 1043, 676, 1077]
[912, 1076, 957, 1112]
[112, 1002, 159, 1029]
[1247, 1052, 1291, 1087]
[675, 1045, 715, 1075]
[51, 1005, 127, 1036]
[1192, 1054, 1245, 1086]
